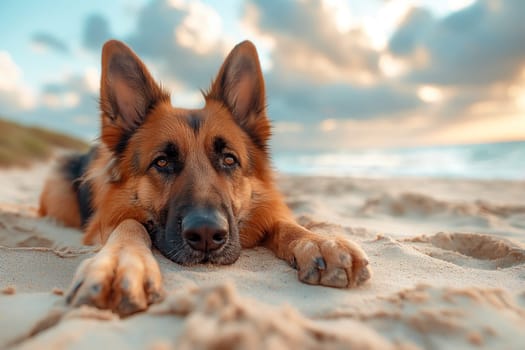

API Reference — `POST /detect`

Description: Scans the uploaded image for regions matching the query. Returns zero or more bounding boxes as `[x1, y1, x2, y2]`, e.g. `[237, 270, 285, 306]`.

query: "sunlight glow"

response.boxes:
[508, 84, 525, 111]
[322, 0, 354, 33]
[320, 119, 337, 132]
[379, 54, 409, 77]
[417, 85, 444, 103]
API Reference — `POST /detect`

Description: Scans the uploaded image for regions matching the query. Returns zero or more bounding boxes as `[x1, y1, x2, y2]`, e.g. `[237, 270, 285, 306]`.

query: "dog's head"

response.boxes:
[98, 40, 271, 265]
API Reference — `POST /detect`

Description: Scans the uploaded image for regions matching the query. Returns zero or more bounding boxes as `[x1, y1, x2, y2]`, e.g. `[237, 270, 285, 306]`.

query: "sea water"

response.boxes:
[273, 141, 525, 180]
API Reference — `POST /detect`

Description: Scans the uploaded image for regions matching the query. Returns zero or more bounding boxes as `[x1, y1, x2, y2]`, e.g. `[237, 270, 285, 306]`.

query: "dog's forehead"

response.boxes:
[136, 102, 246, 154]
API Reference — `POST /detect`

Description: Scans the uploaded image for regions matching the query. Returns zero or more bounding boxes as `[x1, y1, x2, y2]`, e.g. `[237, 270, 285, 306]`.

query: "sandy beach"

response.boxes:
[1, 162, 525, 349]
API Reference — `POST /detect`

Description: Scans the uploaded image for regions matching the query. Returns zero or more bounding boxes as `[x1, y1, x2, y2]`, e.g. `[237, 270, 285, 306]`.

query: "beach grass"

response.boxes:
[0, 118, 88, 167]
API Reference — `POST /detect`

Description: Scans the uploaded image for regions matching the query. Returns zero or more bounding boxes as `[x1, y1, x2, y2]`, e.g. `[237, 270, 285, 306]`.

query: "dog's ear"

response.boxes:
[100, 40, 169, 154]
[207, 41, 270, 150]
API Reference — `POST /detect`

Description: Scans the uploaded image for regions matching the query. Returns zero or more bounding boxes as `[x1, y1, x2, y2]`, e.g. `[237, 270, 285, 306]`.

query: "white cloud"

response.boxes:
[84, 67, 100, 93]
[321, 0, 354, 33]
[362, 0, 413, 50]
[238, 3, 276, 71]
[0, 52, 23, 91]
[171, 89, 204, 108]
[379, 53, 409, 77]
[175, 1, 223, 55]
[0, 51, 36, 111]
[417, 85, 444, 103]
[41, 91, 81, 109]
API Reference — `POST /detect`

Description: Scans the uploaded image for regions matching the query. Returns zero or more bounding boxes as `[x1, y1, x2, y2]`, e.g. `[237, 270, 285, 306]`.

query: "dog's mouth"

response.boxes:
[147, 207, 241, 265]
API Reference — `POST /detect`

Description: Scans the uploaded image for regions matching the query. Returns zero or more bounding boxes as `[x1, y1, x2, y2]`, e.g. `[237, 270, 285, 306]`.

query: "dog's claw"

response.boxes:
[290, 256, 298, 269]
[315, 257, 326, 270]
[356, 265, 371, 285]
[147, 291, 164, 304]
[118, 294, 146, 316]
[66, 280, 83, 304]
[90, 283, 102, 294]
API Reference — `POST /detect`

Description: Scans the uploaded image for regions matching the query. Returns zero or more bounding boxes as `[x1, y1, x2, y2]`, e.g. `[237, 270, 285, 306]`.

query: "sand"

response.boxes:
[1, 163, 525, 349]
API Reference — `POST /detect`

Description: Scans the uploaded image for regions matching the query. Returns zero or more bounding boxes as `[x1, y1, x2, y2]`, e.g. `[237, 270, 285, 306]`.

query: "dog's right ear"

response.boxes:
[99, 40, 169, 154]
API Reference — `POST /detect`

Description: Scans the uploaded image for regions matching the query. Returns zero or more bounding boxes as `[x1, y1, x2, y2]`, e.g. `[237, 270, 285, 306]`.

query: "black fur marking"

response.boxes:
[187, 114, 202, 134]
[61, 147, 98, 227]
[213, 137, 227, 154]
[163, 142, 180, 159]
[114, 128, 133, 155]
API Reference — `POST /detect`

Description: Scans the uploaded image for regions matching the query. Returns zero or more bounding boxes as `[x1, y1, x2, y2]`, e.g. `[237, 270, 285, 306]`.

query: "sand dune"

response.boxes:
[1, 164, 525, 349]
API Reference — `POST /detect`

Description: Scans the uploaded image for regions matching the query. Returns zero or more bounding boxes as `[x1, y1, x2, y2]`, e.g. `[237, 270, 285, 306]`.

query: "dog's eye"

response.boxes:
[223, 154, 238, 167]
[154, 157, 168, 168]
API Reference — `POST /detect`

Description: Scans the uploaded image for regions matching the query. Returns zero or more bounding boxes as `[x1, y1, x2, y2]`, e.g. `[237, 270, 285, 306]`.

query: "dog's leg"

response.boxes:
[265, 220, 371, 288]
[66, 219, 164, 315]
[39, 167, 81, 228]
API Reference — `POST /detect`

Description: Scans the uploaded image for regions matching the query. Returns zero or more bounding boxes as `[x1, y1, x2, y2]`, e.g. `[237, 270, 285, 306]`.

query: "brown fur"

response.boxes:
[39, 40, 371, 315]
[39, 162, 81, 228]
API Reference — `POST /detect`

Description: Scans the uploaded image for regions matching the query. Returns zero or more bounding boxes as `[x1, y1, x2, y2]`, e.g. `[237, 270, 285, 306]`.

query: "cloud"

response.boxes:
[243, 0, 381, 84]
[5, 0, 523, 150]
[388, 7, 434, 56]
[265, 77, 422, 122]
[390, 0, 525, 86]
[122, 0, 227, 90]
[0, 52, 36, 115]
[83, 14, 113, 51]
[174, 1, 224, 55]
[240, 0, 424, 125]
[30, 33, 69, 54]
[76, 0, 424, 127]
[78, 0, 231, 95]
[12, 73, 99, 140]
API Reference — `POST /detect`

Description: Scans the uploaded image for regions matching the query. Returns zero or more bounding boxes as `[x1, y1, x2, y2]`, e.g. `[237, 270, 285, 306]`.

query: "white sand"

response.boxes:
[1, 163, 525, 349]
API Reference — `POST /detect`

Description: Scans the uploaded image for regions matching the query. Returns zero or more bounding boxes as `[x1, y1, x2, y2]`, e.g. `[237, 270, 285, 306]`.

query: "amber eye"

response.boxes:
[155, 157, 168, 168]
[223, 154, 237, 167]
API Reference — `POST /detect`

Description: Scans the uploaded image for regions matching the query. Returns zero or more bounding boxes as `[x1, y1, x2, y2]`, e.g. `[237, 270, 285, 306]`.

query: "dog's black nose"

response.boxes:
[181, 208, 228, 252]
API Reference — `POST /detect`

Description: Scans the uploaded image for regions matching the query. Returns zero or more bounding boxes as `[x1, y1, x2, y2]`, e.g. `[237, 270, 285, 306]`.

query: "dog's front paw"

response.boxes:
[290, 237, 371, 288]
[66, 246, 164, 316]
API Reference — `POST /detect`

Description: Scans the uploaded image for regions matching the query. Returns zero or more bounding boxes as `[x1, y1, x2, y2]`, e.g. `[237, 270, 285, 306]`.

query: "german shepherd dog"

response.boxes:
[39, 40, 371, 315]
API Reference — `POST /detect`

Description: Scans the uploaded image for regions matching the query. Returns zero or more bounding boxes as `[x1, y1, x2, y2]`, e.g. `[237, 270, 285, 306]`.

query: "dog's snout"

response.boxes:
[182, 208, 228, 252]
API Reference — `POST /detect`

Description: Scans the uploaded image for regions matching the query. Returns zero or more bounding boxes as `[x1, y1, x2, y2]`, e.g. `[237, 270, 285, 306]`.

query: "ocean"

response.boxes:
[273, 140, 525, 180]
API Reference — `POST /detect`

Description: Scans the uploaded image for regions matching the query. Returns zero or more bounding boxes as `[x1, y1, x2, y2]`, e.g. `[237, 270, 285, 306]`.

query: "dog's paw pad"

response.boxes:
[320, 267, 348, 287]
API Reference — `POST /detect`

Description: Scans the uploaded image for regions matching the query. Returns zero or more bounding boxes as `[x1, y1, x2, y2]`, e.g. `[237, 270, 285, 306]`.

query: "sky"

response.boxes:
[0, 0, 524, 152]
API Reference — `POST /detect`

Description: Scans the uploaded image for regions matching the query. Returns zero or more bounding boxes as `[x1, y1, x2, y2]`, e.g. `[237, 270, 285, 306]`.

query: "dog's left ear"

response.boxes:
[207, 41, 270, 150]
[100, 40, 169, 154]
